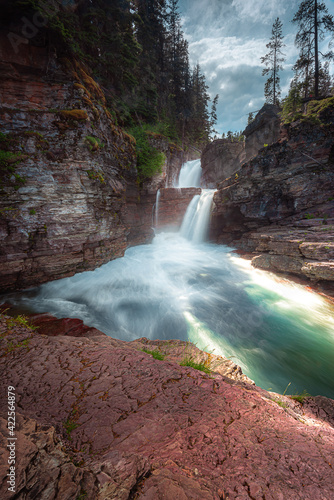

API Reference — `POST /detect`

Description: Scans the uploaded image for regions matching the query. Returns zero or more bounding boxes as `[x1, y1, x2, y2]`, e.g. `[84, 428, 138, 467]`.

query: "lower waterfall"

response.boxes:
[180, 189, 215, 243]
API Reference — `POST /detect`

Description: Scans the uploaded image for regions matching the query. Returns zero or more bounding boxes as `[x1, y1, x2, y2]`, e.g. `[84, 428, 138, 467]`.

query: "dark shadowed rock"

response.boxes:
[201, 140, 245, 188]
[243, 103, 281, 162]
[0, 414, 99, 500]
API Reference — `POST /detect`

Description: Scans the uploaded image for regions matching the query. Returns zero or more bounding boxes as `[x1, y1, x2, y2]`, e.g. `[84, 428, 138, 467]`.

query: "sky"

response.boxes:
[178, 0, 334, 136]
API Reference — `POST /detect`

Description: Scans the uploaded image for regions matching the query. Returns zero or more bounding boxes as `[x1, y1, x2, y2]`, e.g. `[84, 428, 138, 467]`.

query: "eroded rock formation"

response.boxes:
[1, 313, 334, 499]
[0, 32, 139, 292]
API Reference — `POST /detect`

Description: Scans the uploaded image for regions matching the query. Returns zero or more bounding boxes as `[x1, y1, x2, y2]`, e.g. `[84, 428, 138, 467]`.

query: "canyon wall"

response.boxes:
[156, 187, 202, 229]
[210, 99, 334, 284]
[0, 32, 140, 291]
[201, 104, 280, 188]
[0, 31, 194, 292]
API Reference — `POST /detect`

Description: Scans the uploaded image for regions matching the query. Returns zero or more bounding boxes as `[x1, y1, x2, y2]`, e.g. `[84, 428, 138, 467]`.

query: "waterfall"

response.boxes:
[155, 189, 161, 227]
[176, 159, 202, 188]
[180, 189, 215, 243]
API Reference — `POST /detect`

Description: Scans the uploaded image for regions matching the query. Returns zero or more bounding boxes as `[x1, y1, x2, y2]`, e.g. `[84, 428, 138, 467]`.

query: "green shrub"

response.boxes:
[127, 126, 166, 182]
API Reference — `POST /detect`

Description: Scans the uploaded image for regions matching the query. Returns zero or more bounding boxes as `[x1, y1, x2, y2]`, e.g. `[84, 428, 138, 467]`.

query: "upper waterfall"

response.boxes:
[176, 159, 202, 188]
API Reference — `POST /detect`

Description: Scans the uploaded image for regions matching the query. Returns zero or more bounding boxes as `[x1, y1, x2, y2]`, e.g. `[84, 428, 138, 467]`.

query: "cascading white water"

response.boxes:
[155, 189, 161, 226]
[180, 190, 215, 243]
[176, 159, 202, 188]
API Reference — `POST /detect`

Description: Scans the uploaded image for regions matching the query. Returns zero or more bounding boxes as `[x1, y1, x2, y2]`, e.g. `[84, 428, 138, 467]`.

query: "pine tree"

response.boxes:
[210, 94, 219, 132]
[292, 0, 334, 98]
[261, 17, 285, 105]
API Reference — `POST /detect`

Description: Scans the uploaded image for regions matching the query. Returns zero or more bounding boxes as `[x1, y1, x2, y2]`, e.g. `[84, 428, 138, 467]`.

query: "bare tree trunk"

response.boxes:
[315, 0, 319, 97]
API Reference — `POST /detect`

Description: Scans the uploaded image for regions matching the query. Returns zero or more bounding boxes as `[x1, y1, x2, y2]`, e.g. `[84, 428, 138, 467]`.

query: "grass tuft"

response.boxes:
[289, 390, 311, 404]
[142, 348, 165, 361]
[180, 357, 211, 374]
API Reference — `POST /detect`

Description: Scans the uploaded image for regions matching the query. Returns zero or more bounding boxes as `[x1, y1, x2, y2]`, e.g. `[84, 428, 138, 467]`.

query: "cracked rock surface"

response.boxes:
[1, 314, 334, 499]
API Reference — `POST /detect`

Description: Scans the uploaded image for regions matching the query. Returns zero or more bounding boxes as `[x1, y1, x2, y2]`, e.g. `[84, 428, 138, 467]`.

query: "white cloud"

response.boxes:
[178, 0, 334, 133]
[231, 0, 289, 24]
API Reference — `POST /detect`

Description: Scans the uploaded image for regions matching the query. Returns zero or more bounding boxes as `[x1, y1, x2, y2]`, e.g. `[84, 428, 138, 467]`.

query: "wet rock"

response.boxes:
[155, 188, 202, 230]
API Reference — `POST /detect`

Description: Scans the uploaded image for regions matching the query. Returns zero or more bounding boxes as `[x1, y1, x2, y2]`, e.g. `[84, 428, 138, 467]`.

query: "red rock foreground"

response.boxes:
[1, 314, 334, 499]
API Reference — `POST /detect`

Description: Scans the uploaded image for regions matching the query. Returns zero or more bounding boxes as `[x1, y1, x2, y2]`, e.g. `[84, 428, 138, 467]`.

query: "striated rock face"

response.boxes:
[1, 313, 334, 499]
[211, 106, 334, 283]
[0, 33, 139, 292]
[243, 103, 281, 162]
[156, 187, 201, 230]
[201, 139, 245, 188]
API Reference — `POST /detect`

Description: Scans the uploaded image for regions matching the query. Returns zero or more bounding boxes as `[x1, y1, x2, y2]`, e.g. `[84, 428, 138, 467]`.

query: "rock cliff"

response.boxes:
[0, 32, 140, 291]
[200, 104, 280, 189]
[200, 139, 245, 188]
[243, 103, 281, 162]
[1, 313, 334, 499]
[211, 98, 334, 285]
[0, 31, 195, 292]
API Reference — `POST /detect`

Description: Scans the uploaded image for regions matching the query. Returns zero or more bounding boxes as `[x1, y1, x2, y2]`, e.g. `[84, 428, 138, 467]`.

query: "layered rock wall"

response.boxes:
[143, 138, 201, 191]
[0, 33, 138, 291]
[156, 187, 201, 230]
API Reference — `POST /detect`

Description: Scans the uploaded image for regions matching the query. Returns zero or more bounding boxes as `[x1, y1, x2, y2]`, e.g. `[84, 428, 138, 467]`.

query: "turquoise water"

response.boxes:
[3, 232, 334, 399]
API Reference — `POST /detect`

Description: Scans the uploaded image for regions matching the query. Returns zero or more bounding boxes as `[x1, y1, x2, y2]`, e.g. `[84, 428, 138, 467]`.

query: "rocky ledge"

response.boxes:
[1, 313, 334, 499]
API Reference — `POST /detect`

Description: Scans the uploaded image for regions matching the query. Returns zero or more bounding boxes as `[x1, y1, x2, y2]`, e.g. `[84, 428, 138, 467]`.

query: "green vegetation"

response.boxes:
[86, 169, 105, 184]
[3, 0, 217, 150]
[142, 348, 166, 361]
[29, 208, 36, 215]
[6, 314, 37, 331]
[289, 390, 311, 404]
[261, 17, 285, 106]
[0, 149, 26, 191]
[63, 417, 79, 440]
[180, 356, 212, 374]
[128, 126, 166, 183]
[76, 490, 88, 500]
[273, 398, 288, 408]
[85, 136, 104, 152]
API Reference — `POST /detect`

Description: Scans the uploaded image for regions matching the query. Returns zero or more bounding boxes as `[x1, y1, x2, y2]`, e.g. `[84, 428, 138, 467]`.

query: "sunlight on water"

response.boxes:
[3, 232, 334, 398]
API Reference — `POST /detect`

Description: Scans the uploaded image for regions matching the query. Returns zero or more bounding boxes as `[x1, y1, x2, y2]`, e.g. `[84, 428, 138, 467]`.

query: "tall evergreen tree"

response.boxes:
[292, 0, 334, 98]
[261, 17, 285, 105]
